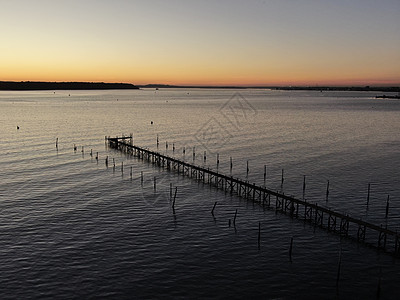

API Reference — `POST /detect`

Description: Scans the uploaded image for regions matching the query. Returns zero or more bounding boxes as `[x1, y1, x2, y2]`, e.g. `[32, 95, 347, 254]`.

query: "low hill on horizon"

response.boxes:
[0, 81, 138, 90]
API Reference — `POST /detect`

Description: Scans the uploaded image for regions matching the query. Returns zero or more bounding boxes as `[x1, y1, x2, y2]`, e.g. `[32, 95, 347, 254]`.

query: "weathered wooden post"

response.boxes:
[183, 146, 186, 155]
[121, 162, 123, 173]
[55, 138, 58, 148]
[90, 149, 93, 157]
[377, 267, 382, 299]
[74, 144, 77, 152]
[211, 201, 217, 215]
[336, 247, 342, 288]
[130, 166, 133, 180]
[173, 143, 175, 152]
[385, 195, 390, 218]
[170, 183, 173, 200]
[204, 151, 206, 162]
[263, 165, 266, 186]
[157, 135, 159, 148]
[367, 183, 371, 206]
[154, 176, 156, 191]
[217, 153, 220, 169]
[326, 180, 330, 202]
[96, 152, 98, 161]
[105, 156, 109, 167]
[246, 160, 249, 177]
[230, 157, 233, 173]
[193, 147, 195, 160]
[141, 171, 143, 185]
[172, 187, 177, 212]
[302, 175, 306, 200]
[281, 169, 284, 188]
[166, 141, 168, 149]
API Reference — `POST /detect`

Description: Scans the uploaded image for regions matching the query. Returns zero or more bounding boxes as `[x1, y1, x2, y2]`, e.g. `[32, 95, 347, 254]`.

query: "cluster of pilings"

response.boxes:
[106, 135, 399, 256]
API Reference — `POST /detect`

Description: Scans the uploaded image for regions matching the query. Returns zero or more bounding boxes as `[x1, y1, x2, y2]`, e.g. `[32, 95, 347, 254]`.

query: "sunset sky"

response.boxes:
[1, 0, 399, 86]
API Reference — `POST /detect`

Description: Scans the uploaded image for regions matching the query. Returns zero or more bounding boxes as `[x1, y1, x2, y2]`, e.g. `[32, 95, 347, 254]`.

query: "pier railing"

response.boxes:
[107, 136, 400, 256]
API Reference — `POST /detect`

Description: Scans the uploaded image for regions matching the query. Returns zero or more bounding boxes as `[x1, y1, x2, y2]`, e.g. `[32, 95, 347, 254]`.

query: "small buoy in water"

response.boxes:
[17, 126, 19, 130]
[151, 121, 153, 125]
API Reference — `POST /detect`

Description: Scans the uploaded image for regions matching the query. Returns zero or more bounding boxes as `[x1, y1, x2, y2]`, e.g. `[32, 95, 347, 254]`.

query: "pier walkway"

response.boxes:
[107, 136, 400, 255]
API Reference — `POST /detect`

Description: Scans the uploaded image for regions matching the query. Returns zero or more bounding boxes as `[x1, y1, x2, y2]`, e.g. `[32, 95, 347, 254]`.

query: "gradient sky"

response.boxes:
[1, 0, 399, 86]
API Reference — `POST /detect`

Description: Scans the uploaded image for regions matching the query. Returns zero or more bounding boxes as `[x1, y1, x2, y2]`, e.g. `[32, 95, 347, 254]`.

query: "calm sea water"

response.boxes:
[0, 89, 399, 299]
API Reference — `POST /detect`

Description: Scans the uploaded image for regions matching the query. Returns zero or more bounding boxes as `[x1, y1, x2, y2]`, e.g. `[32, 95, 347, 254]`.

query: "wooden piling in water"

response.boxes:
[154, 176, 156, 191]
[233, 209, 238, 226]
[289, 237, 293, 261]
[56, 138, 58, 148]
[204, 151, 206, 162]
[211, 201, 217, 215]
[263, 165, 266, 186]
[385, 195, 390, 218]
[326, 180, 330, 202]
[141, 171, 143, 184]
[302, 175, 306, 200]
[367, 183, 371, 206]
[173, 187, 177, 211]
[336, 248, 342, 288]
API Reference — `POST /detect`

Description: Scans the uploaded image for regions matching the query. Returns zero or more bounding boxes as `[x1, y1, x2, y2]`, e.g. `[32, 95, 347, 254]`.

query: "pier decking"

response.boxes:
[107, 136, 400, 256]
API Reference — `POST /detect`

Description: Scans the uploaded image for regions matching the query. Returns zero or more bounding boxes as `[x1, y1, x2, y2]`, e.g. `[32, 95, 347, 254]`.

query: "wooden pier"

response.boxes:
[107, 136, 400, 256]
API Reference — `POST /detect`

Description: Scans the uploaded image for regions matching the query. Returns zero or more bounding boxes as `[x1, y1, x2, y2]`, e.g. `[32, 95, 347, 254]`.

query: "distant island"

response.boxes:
[0, 81, 138, 90]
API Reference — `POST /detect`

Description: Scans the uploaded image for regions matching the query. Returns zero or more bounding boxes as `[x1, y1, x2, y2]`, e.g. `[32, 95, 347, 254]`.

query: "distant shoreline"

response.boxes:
[0, 81, 138, 91]
[0, 81, 398, 93]
[138, 84, 399, 93]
